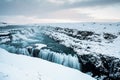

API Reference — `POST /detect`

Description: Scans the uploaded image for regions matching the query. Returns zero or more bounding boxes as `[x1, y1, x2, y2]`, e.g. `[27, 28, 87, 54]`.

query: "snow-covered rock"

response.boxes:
[40, 23, 120, 79]
[43, 25, 120, 58]
[0, 32, 12, 43]
[0, 48, 95, 80]
[0, 22, 120, 80]
[78, 53, 120, 79]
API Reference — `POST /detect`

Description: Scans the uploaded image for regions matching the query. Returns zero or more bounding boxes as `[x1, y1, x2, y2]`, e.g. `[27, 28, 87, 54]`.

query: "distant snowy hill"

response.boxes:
[0, 48, 95, 80]
[47, 22, 120, 34]
[0, 22, 8, 27]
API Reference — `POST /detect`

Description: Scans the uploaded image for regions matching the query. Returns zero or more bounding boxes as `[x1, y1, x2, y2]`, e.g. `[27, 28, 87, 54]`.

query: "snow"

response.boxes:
[0, 38, 10, 43]
[47, 22, 120, 34]
[43, 22, 120, 58]
[0, 48, 96, 80]
[34, 44, 47, 49]
[0, 32, 10, 35]
[0, 32, 11, 43]
[1, 22, 120, 80]
[12, 31, 38, 42]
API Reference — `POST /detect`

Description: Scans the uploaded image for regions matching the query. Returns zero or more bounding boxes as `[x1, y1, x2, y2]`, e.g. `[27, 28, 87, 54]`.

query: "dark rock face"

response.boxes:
[27, 47, 32, 55]
[108, 59, 120, 80]
[103, 33, 117, 40]
[77, 31, 94, 36]
[78, 54, 120, 80]
[32, 49, 40, 57]
[55, 27, 95, 39]
[54, 27, 101, 42]
[75, 31, 94, 40]
[54, 27, 120, 44]
[27, 47, 40, 57]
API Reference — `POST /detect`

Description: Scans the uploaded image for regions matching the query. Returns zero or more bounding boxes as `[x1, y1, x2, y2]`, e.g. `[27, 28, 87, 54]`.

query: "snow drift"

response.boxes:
[0, 48, 95, 80]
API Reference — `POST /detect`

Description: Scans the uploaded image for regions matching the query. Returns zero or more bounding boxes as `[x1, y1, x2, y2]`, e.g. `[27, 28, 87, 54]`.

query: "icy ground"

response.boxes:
[0, 48, 95, 80]
[36, 22, 120, 80]
[0, 22, 120, 80]
[44, 22, 120, 58]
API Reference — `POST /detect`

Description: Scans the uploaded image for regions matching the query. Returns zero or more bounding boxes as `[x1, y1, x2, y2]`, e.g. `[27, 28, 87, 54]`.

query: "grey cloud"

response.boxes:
[66, 0, 120, 8]
[38, 9, 94, 21]
[0, 0, 120, 16]
[0, 0, 61, 16]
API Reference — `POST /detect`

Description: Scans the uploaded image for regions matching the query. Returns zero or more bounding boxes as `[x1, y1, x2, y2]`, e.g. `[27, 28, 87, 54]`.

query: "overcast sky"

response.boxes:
[0, 0, 120, 24]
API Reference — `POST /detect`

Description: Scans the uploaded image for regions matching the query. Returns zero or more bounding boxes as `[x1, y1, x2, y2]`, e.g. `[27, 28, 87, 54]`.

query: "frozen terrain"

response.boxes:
[0, 48, 95, 80]
[44, 22, 120, 58]
[0, 22, 120, 80]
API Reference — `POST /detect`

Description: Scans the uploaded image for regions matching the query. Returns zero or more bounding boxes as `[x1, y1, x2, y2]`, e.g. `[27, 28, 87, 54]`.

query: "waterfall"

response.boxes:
[39, 49, 80, 70]
[0, 44, 29, 55]
[0, 43, 81, 70]
[16, 48, 29, 55]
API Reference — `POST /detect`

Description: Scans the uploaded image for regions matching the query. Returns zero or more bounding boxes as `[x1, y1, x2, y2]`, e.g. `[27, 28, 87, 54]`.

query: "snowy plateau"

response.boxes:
[0, 22, 120, 80]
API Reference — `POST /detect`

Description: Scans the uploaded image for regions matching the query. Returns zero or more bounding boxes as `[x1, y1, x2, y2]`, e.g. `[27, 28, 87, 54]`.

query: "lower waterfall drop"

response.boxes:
[39, 49, 80, 70]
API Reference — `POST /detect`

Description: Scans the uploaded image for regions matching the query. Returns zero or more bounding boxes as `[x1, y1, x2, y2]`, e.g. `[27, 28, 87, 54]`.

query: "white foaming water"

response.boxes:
[39, 49, 80, 70]
[0, 44, 81, 70]
[0, 44, 29, 55]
